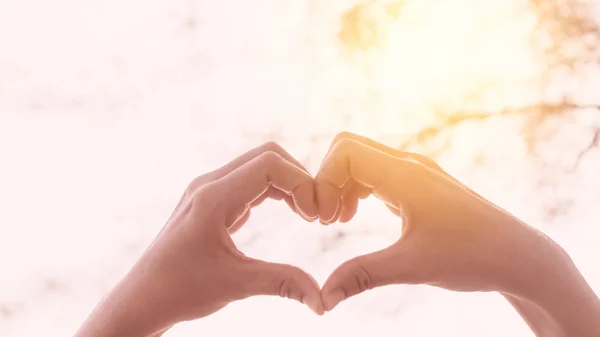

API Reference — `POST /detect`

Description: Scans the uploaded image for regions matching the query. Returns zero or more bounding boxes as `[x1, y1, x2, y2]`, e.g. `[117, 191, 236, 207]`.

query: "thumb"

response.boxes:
[321, 244, 411, 311]
[239, 259, 324, 315]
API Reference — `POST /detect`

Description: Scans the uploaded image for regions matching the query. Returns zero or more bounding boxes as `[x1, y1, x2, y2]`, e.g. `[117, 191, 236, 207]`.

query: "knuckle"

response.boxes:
[183, 183, 197, 200]
[258, 150, 284, 167]
[272, 265, 303, 299]
[332, 137, 357, 155]
[189, 183, 231, 224]
[261, 141, 283, 154]
[351, 263, 373, 293]
[277, 278, 292, 299]
[184, 176, 205, 197]
[411, 153, 441, 171]
[400, 158, 426, 174]
[184, 169, 219, 198]
[190, 183, 219, 206]
[332, 131, 355, 144]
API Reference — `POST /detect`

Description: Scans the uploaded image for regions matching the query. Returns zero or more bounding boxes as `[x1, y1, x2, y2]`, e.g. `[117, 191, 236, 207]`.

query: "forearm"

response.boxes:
[502, 293, 564, 336]
[75, 269, 174, 337]
[508, 244, 600, 337]
[527, 271, 600, 336]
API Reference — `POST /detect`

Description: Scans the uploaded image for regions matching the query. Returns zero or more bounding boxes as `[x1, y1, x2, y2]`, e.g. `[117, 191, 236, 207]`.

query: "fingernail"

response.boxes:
[302, 295, 324, 316]
[306, 214, 319, 222]
[323, 289, 345, 311]
[296, 206, 318, 223]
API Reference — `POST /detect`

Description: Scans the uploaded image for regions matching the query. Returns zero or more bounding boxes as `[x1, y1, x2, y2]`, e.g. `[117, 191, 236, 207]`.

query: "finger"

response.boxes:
[327, 132, 493, 206]
[209, 151, 321, 226]
[339, 183, 360, 223]
[324, 131, 443, 172]
[210, 141, 309, 180]
[249, 186, 298, 213]
[324, 196, 343, 225]
[178, 142, 310, 218]
[238, 259, 324, 315]
[273, 192, 301, 217]
[320, 243, 413, 311]
[354, 182, 372, 199]
[339, 193, 358, 223]
[229, 187, 302, 234]
[316, 138, 424, 216]
[315, 181, 340, 224]
[337, 180, 371, 223]
[188, 141, 310, 196]
[282, 194, 300, 215]
[386, 204, 403, 217]
[317, 175, 367, 225]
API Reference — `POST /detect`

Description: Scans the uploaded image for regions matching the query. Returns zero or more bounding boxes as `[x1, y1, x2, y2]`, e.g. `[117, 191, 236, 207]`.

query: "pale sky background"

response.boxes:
[1, 0, 599, 336]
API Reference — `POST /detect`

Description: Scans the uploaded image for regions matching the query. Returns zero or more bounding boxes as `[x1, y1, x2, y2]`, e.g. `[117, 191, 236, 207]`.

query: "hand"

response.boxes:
[315, 132, 571, 311]
[76, 142, 331, 337]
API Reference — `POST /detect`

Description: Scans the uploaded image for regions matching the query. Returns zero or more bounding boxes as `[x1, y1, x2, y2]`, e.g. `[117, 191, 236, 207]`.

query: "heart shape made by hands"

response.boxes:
[235, 131, 536, 315]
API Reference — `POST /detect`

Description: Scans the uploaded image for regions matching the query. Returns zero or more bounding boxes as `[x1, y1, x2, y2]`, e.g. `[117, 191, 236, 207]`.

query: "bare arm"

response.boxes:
[315, 131, 600, 336]
[503, 294, 564, 336]
[502, 253, 600, 337]
[74, 142, 328, 337]
[510, 250, 600, 336]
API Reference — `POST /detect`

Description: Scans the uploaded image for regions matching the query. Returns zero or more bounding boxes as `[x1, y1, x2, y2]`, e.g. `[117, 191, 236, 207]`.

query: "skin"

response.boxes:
[75, 142, 332, 337]
[316, 132, 600, 337]
[75, 133, 600, 337]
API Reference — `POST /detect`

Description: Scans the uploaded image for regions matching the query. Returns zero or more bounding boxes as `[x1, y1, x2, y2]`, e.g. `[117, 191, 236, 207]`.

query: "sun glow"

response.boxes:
[340, 0, 540, 119]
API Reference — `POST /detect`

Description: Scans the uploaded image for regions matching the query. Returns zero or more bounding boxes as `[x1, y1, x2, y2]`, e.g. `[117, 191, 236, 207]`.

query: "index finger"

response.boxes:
[208, 151, 320, 225]
[200, 141, 309, 187]
[323, 131, 440, 170]
[322, 132, 485, 205]
[315, 138, 423, 218]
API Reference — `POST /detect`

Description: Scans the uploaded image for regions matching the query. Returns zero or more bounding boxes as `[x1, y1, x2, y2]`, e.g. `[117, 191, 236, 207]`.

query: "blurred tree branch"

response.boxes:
[337, 0, 600, 171]
[399, 102, 600, 146]
[572, 125, 600, 170]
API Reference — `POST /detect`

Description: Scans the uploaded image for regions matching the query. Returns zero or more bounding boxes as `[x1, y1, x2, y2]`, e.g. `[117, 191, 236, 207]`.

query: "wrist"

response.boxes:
[506, 241, 600, 336]
[496, 218, 578, 299]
